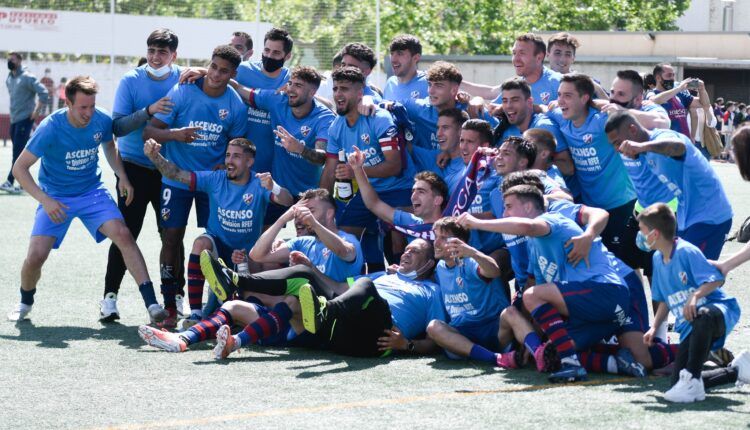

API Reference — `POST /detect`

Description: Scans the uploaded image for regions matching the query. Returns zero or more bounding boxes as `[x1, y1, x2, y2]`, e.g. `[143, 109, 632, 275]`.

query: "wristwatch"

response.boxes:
[406, 340, 416, 353]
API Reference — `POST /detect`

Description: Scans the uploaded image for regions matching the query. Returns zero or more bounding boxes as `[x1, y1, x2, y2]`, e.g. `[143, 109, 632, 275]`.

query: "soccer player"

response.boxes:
[639, 203, 745, 402]
[383, 34, 428, 102]
[102, 28, 182, 322]
[321, 66, 414, 269]
[7, 76, 167, 323]
[605, 111, 733, 260]
[433, 108, 469, 190]
[143, 137, 292, 324]
[339, 42, 383, 102]
[460, 185, 632, 382]
[523, 129, 568, 188]
[545, 32, 608, 99]
[229, 31, 253, 61]
[646, 63, 711, 141]
[249, 188, 364, 283]
[231, 66, 335, 224]
[142, 45, 247, 323]
[426, 217, 509, 363]
[603, 70, 670, 128]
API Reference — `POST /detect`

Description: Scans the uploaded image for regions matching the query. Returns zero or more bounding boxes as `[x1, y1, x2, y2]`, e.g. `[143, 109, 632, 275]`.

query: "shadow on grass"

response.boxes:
[0, 320, 144, 349]
[633, 392, 749, 413]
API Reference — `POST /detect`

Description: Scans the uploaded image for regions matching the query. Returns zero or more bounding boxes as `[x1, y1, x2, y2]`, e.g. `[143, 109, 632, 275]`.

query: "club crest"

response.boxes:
[361, 134, 370, 145]
[583, 134, 593, 144]
[219, 109, 229, 120]
[679, 271, 688, 285]
[300, 125, 311, 137]
[540, 92, 551, 104]
[242, 193, 254, 205]
[161, 208, 171, 221]
[93, 132, 103, 143]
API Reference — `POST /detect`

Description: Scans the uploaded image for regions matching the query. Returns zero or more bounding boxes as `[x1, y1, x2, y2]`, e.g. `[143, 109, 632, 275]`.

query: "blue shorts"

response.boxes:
[622, 271, 649, 333]
[454, 317, 502, 352]
[32, 186, 123, 249]
[679, 218, 732, 260]
[199, 232, 234, 263]
[556, 281, 630, 351]
[335, 188, 412, 230]
[160, 183, 209, 229]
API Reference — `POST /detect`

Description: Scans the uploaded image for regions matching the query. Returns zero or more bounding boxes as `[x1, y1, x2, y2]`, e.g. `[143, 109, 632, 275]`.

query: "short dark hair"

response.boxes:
[515, 33, 546, 56]
[426, 61, 462, 85]
[342, 42, 377, 69]
[414, 171, 449, 208]
[433, 216, 470, 244]
[147, 28, 179, 51]
[616, 69, 644, 94]
[228, 137, 256, 156]
[65, 75, 98, 104]
[643, 73, 656, 88]
[299, 188, 336, 209]
[500, 77, 532, 100]
[547, 32, 580, 54]
[8, 51, 22, 61]
[604, 110, 640, 134]
[732, 125, 750, 181]
[502, 136, 537, 168]
[501, 170, 545, 194]
[389, 34, 422, 56]
[264, 27, 294, 54]
[523, 128, 557, 157]
[232, 31, 253, 51]
[503, 184, 545, 211]
[461, 119, 493, 145]
[212, 45, 241, 69]
[653, 63, 671, 78]
[331, 66, 365, 86]
[637, 203, 676, 241]
[291, 65, 323, 89]
[560, 73, 595, 106]
[332, 50, 344, 68]
[438, 108, 469, 127]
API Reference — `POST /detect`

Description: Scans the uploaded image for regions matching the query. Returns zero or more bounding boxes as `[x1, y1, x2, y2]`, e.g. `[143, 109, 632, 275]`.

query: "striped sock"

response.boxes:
[579, 351, 616, 374]
[183, 308, 233, 345]
[531, 303, 578, 362]
[649, 338, 679, 369]
[236, 302, 292, 347]
[187, 253, 204, 312]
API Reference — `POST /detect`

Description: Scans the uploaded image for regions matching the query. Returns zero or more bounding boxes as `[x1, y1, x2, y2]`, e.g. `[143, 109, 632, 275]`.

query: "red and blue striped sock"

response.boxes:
[579, 351, 615, 374]
[649, 339, 679, 369]
[236, 302, 293, 347]
[531, 303, 578, 362]
[186, 253, 204, 312]
[183, 308, 233, 346]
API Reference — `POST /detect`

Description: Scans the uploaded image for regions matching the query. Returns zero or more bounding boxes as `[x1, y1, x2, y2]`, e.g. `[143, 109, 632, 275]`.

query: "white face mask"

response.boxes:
[145, 64, 172, 78]
[397, 259, 434, 280]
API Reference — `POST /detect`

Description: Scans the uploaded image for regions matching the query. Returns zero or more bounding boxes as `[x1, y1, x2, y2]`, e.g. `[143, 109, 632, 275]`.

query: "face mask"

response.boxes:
[261, 55, 285, 73]
[662, 79, 674, 90]
[397, 259, 433, 280]
[7, 60, 16, 71]
[609, 98, 633, 109]
[635, 230, 656, 252]
[145, 64, 172, 78]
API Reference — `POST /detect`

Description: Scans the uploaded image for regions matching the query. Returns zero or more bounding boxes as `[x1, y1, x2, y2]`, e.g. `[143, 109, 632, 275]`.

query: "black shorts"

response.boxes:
[601, 199, 652, 276]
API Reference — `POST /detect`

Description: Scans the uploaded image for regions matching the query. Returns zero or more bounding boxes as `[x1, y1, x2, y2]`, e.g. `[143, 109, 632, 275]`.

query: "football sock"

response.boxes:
[138, 282, 157, 307]
[579, 351, 617, 374]
[183, 308, 233, 346]
[236, 302, 292, 347]
[524, 332, 542, 354]
[20, 288, 36, 306]
[469, 344, 498, 363]
[531, 303, 579, 364]
[186, 253, 204, 311]
[160, 263, 178, 309]
[649, 338, 679, 369]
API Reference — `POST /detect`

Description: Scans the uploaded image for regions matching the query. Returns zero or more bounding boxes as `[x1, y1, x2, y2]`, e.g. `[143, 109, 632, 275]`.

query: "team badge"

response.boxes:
[300, 125, 311, 137]
[456, 276, 463, 288]
[647, 159, 656, 168]
[242, 193, 254, 205]
[219, 109, 229, 120]
[321, 248, 331, 259]
[583, 134, 593, 144]
[161, 208, 171, 221]
[540, 92, 551, 104]
[679, 271, 688, 285]
[361, 134, 370, 145]
[93, 132, 103, 143]
[410, 90, 420, 99]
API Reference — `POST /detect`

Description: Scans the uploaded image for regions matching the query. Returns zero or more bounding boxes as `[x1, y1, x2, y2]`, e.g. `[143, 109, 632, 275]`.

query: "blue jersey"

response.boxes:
[288, 231, 364, 282]
[370, 271, 447, 339]
[620, 152, 674, 208]
[236, 61, 291, 173]
[546, 165, 567, 189]
[383, 72, 429, 102]
[528, 212, 623, 285]
[194, 170, 270, 251]
[326, 108, 414, 192]
[495, 67, 561, 105]
[646, 129, 733, 228]
[548, 107, 635, 209]
[113, 65, 180, 168]
[436, 257, 509, 327]
[364, 85, 383, 104]
[412, 146, 464, 192]
[250, 90, 335, 195]
[501, 112, 568, 151]
[26, 108, 113, 197]
[155, 81, 247, 190]
[652, 238, 740, 348]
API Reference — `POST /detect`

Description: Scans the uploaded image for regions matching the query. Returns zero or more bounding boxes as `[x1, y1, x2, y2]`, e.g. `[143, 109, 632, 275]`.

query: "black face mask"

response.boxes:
[609, 98, 633, 109]
[662, 79, 674, 90]
[261, 55, 285, 73]
[7, 60, 16, 71]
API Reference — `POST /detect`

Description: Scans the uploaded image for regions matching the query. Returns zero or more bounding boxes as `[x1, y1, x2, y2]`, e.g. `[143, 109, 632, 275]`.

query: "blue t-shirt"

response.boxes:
[26, 108, 113, 197]
[326, 108, 415, 192]
[501, 112, 568, 151]
[370, 271, 447, 339]
[548, 107, 636, 209]
[364, 85, 384, 104]
[236, 61, 291, 173]
[495, 67, 562, 105]
[194, 170, 270, 251]
[113, 65, 181, 168]
[383, 72, 429, 102]
[288, 231, 364, 282]
[412, 147, 464, 192]
[154, 81, 247, 190]
[393, 209, 424, 244]
[647, 89, 693, 137]
[528, 212, 623, 285]
[436, 257, 509, 327]
[652, 238, 740, 348]
[251, 90, 335, 195]
[646, 129, 733, 229]
[620, 152, 674, 208]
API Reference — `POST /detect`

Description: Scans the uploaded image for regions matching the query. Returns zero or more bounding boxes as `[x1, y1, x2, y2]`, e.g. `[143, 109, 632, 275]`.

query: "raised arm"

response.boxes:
[248, 206, 296, 264]
[296, 205, 357, 262]
[460, 80, 501, 100]
[142, 117, 201, 144]
[348, 146, 396, 224]
[458, 212, 551, 237]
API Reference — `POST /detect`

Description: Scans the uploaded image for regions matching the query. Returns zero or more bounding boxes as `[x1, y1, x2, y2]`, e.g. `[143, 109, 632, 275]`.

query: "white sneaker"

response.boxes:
[7, 303, 32, 321]
[0, 181, 14, 193]
[664, 369, 706, 403]
[138, 325, 186, 352]
[99, 293, 120, 322]
[147, 304, 169, 324]
[730, 350, 750, 386]
[175, 294, 185, 318]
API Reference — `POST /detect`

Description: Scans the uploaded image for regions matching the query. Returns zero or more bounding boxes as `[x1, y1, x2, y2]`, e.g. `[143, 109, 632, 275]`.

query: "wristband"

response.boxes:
[271, 182, 281, 196]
